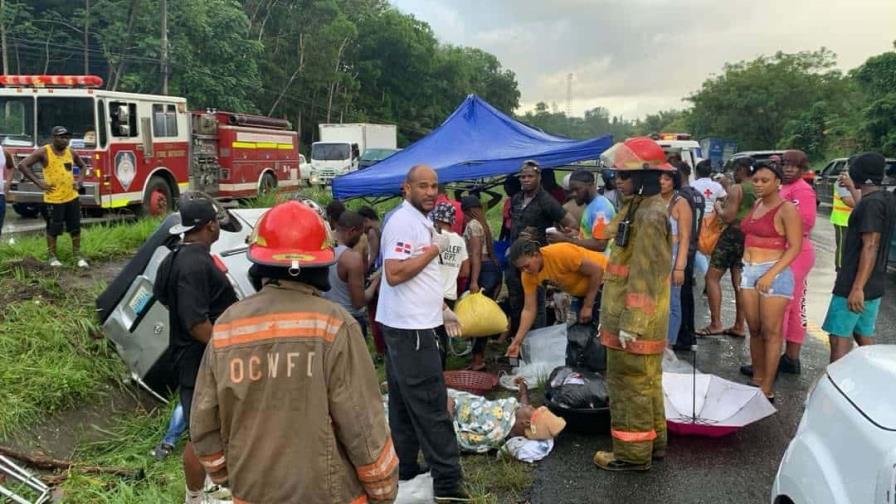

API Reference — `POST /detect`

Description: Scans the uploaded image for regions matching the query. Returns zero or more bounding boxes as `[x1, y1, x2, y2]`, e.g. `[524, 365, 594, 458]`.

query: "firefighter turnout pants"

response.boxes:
[606, 348, 666, 465]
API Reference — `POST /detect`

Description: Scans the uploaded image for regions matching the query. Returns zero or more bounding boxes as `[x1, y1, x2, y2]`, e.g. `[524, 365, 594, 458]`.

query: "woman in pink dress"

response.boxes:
[776, 150, 817, 374]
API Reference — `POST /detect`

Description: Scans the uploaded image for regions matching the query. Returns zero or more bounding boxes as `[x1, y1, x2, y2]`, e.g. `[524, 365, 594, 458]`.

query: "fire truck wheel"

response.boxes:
[260, 172, 277, 194]
[12, 203, 42, 219]
[142, 177, 173, 217]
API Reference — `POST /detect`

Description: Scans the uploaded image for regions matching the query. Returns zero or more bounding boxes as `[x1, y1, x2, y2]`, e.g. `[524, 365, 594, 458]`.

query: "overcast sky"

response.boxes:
[391, 0, 896, 119]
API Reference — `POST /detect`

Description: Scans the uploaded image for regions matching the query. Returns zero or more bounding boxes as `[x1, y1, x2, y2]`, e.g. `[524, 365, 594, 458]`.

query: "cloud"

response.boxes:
[391, 0, 896, 118]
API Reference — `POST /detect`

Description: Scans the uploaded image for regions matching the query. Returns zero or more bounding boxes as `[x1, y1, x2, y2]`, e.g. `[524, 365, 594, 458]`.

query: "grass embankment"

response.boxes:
[0, 218, 161, 437]
[0, 217, 161, 268]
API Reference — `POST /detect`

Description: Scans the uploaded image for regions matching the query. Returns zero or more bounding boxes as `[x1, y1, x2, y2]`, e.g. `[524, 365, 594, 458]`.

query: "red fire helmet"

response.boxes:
[247, 200, 336, 268]
[601, 137, 674, 171]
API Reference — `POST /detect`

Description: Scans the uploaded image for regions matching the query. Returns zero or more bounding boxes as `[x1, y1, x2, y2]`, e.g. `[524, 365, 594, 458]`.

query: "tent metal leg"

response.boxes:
[0, 455, 52, 504]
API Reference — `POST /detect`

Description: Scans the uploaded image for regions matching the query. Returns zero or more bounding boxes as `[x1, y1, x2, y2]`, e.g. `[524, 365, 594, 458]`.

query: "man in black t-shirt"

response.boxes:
[822, 153, 896, 363]
[154, 197, 238, 504]
[505, 160, 577, 342]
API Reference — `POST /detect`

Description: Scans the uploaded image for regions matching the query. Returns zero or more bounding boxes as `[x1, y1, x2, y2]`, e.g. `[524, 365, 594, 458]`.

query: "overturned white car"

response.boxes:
[95, 198, 322, 398]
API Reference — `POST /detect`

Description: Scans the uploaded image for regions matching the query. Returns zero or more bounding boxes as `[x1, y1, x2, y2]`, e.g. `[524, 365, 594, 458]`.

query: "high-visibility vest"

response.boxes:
[831, 185, 852, 227]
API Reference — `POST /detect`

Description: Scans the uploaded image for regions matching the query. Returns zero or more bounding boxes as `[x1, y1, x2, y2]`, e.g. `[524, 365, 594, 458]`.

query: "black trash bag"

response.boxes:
[545, 366, 609, 410]
[566, 321, 605, 372]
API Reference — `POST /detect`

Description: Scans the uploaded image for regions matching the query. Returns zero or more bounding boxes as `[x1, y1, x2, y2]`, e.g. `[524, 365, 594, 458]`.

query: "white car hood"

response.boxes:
[826, 345, 896, 430]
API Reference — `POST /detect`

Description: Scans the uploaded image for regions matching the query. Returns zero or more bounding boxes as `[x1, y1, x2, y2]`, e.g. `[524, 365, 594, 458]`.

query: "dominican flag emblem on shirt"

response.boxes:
[394, 242, 412, 255]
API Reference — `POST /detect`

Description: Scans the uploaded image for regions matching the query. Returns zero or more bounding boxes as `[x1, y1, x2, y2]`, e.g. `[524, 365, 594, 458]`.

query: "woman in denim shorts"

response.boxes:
[738, 162, 803, 402]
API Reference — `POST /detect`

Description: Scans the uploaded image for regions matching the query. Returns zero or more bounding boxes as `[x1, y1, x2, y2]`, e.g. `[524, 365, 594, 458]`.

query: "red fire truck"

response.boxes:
[1, 75, 301, 217]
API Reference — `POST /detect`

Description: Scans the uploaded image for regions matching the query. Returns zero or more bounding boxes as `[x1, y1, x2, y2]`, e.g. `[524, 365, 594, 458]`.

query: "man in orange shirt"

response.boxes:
[504, 240, 606, 358]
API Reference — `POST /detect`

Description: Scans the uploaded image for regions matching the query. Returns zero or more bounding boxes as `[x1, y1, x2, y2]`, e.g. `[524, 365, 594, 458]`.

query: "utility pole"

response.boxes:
[566, 73, 573, 118]
[1, 0, 8, 75]
[160, 0, 168, 94]
[84, 0, 90, 74]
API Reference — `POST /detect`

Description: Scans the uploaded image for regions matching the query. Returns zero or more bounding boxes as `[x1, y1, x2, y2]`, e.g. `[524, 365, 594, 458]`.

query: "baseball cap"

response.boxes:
[848, 152, 886, 186]
[430, 202, 456, 225]
[169, 198, 218, 235]
[460, 195, 482, 211]
[51, 126, 72, 137]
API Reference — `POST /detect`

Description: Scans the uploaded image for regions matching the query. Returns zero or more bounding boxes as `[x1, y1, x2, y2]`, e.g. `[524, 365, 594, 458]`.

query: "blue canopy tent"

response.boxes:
[331, 95, 614, 199]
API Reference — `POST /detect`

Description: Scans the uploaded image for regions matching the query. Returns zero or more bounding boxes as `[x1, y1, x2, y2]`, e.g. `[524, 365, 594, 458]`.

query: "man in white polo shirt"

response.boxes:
[376, 164, 469, 503]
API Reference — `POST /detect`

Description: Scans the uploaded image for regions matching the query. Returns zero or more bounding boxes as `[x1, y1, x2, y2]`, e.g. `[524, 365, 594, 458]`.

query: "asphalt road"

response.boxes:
[528, 210, 896, 504]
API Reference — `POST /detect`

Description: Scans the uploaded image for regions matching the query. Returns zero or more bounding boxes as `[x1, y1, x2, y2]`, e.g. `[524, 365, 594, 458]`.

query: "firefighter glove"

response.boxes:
[618, 330, 638, 349]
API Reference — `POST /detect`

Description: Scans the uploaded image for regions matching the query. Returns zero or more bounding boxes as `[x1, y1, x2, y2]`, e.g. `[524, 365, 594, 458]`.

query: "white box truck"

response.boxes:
[310, 123, 397, 185]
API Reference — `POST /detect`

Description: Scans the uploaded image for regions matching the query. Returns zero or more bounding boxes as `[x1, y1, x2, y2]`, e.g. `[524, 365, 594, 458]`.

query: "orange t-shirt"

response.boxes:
[521, 242, 608, 298]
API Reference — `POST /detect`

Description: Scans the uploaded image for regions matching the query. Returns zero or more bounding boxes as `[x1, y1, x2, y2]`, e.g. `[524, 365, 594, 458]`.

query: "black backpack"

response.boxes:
[676, 186, 705, 256]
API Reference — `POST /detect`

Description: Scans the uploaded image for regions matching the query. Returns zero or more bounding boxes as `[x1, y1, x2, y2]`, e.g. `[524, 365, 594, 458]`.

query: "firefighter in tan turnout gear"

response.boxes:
[593, 137, 674, 472]
[190, 200, 398, 504]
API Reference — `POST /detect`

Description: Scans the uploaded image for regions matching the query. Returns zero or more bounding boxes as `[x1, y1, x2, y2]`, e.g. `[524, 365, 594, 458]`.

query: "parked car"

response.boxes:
[815, 157, 896, 207]
[771, 345, 896, 504]
[359, 147, 400, 169]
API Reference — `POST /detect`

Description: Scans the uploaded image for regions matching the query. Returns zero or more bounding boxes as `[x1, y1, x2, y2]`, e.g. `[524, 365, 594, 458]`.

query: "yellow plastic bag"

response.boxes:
[454, 292, 509, 338]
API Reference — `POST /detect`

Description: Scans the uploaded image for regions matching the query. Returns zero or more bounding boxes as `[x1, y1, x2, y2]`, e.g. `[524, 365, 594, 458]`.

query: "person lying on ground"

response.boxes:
[445, 378, 566, 453]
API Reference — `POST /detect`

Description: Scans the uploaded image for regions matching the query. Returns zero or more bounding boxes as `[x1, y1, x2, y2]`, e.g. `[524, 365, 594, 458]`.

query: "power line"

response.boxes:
[6, 36, 442, 137]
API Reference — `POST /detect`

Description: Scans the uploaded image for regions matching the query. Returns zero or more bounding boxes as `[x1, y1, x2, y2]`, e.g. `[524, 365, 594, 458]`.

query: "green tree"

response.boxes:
[633, 109, 687, 136]
[518, 103, 636, 141]
[853, 47, 896, 156]
[686, 49, 845, 150]
[8, 0, 523, 151]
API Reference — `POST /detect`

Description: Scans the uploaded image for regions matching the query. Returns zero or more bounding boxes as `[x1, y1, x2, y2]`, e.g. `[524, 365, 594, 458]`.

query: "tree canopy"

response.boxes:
[1, 0, 521, 149]
[522, 45, 896, 162]
[5, 2, 896, 161]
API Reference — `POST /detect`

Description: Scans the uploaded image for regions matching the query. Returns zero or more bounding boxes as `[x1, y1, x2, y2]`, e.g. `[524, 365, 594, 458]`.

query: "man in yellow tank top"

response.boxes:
[18, 126, 88, 268]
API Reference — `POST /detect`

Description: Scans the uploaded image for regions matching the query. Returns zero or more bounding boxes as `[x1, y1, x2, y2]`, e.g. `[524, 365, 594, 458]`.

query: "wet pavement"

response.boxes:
[528, 210, 896, 504]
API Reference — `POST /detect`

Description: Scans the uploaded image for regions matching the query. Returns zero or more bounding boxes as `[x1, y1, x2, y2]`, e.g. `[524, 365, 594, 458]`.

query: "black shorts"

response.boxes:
[46, 198, 81, 237]
[710, 225, 744, 271]
[179, 385, 194, 431]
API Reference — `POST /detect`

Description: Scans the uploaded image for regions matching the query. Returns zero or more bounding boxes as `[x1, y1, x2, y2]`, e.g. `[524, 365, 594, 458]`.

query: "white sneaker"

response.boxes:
[48, 256, 62, 267]
[77, 257, 89, 269]
[184, 491, 207, 504]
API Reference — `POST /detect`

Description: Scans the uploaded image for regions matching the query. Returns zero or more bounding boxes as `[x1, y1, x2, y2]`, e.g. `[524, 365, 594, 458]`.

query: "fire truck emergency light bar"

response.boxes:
[0, 74, 104, 88]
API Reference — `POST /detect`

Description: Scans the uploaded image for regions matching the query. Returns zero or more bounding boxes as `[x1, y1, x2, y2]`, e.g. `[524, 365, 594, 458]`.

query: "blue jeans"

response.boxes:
[162, 403, 186, 447]
[668, 247, 682, 345]
[477, 259, 503, 298]
[668, 285, 682, 345]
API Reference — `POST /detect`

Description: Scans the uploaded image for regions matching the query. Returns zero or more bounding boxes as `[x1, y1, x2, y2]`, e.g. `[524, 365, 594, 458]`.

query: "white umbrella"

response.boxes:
[662, 371, 777, 437]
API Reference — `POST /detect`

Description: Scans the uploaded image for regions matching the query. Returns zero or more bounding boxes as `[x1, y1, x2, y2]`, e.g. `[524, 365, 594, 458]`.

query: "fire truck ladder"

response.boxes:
[0, 455, 52, 504]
